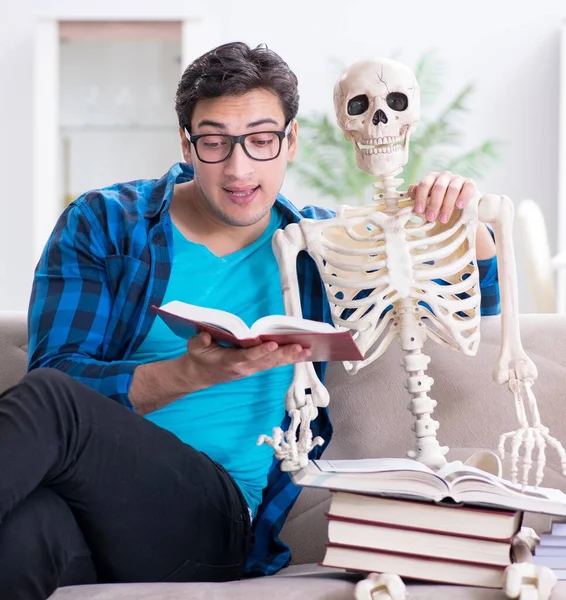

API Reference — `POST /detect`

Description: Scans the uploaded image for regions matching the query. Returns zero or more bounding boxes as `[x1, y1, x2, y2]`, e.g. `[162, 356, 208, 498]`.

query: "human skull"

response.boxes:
[333, 57, 420, 178]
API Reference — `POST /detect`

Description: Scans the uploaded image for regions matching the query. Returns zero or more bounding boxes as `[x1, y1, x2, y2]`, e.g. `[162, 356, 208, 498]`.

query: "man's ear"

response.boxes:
[179, 126, 193, 165]
[287, 119, 299, 162]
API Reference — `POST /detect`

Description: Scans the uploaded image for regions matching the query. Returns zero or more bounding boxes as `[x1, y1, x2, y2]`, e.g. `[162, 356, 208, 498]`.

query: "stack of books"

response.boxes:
[532, 520, 566, 579]
[291, 457, 566, 588]
[321, 491, 521, 587]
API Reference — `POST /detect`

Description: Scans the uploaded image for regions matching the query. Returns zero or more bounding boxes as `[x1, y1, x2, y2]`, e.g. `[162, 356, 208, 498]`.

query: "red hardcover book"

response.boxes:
[326, 492, 523, 541]
[325, 513, 514, 566]
[321, 542, 508, 588]
[153, 300, 363, 363]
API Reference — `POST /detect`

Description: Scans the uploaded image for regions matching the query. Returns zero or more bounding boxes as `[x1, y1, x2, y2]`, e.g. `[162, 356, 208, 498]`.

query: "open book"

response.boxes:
[154, 300, 363, 362]
[291, 457, 566, 516]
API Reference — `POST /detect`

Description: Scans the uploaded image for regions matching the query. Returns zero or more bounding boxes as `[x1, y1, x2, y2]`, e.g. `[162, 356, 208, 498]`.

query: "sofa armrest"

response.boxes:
[0, 311, 28, 393]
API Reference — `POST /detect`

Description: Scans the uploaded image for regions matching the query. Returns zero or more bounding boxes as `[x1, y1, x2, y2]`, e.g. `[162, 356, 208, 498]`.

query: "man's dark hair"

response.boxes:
[175, 41, 299, 132]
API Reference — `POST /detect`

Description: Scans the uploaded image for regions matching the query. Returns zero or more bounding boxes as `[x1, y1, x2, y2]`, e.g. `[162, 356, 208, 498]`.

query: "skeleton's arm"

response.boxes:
[479, 194, 566, 485]
[257, 223, 329, 471]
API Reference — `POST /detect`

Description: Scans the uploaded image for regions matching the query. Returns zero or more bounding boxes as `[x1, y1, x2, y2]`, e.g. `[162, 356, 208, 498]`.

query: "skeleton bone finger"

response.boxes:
[540, 429, 566, 472]
[510, 429, 526, 485]
[498, 429, 526, 484]
[498, 429, 523, 461]
[257, 409, 302, 470]
[520, 428, 535, 487]
[533, 433, 547, 487]
[257, 427, 289, 460]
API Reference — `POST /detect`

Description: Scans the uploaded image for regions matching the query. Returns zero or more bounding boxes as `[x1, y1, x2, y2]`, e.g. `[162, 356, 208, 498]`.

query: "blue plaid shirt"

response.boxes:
[28, 162, 500, 576]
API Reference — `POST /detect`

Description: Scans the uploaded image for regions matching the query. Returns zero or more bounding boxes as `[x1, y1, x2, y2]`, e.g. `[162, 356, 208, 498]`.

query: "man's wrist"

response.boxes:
[129, 356, 204, 415]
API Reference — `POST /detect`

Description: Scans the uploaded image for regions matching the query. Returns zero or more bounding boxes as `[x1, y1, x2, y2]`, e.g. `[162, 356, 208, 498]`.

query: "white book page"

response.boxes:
[314, 458, 435, 474]
[250, 314, 337, 336]
[160, 300, 250, 338]
[439, 461, 566, 502]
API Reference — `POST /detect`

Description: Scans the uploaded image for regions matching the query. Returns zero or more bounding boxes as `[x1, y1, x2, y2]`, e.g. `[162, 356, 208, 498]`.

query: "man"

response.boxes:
[0, 42, 498, 598]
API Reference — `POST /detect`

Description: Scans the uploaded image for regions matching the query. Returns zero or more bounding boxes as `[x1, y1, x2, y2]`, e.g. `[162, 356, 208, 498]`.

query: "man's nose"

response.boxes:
[223, 142, 254, 178]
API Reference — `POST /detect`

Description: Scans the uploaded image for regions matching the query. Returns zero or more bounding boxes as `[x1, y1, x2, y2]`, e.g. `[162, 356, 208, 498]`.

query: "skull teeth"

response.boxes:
[356, 136, 403, 155]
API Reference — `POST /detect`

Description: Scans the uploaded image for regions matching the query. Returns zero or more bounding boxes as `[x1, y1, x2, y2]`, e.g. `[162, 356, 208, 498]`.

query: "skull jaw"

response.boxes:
[351, 138, 411, 178]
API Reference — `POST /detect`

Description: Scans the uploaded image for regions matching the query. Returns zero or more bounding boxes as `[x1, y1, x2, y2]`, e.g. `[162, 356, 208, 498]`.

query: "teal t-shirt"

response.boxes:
[132, 207, 292, 517]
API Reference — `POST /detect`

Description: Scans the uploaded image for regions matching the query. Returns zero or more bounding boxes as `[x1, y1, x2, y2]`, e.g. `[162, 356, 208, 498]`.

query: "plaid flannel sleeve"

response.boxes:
[27, 202, 138, 409]
[478, 254, 500, 316]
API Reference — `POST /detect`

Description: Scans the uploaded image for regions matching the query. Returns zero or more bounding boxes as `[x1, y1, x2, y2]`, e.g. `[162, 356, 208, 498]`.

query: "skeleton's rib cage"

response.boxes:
[300, 200, 481, 370]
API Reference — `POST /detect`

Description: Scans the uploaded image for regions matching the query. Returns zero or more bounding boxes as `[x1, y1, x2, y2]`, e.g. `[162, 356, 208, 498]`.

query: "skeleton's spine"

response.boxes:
[372, 168, 407, 211]
[397, 300, 448, 470]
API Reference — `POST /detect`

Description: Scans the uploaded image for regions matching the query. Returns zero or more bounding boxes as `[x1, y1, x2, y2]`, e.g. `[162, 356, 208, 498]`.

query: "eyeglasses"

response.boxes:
[184, 121, 293, 164]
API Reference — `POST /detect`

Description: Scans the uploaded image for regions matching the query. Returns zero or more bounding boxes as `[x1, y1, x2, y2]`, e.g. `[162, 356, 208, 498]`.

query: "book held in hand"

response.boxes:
[154, 300, 363, 362]
[291, 457, 566, 516]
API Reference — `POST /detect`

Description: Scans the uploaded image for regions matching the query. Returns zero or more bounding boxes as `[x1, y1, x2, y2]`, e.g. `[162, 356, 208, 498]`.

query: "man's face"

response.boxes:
[182, 88, 298, 228]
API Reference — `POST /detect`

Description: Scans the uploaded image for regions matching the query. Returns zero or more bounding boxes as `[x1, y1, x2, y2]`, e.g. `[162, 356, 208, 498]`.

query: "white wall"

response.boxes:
[1, 0, 565, 311]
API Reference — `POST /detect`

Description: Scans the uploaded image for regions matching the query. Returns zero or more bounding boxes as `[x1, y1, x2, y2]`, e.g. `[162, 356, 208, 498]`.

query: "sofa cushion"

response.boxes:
[48, 570, 566, 600]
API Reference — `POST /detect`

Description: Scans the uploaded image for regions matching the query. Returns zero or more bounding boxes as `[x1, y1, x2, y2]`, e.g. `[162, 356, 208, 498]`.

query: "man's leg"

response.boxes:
[0, 368, 251, 585]
[0, 487, 97, 600]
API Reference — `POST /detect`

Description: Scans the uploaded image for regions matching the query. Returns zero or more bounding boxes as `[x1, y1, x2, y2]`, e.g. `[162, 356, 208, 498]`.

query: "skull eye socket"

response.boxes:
[386, 92, 409, 112]
[347, 95, 369, 116]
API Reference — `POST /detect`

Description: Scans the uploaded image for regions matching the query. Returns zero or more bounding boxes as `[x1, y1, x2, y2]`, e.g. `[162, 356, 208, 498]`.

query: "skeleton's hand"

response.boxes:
[257, 407, 323, 472]
[408, 170, 476, 224]
[259, 363, 328, 471]
[498, 376, 566, 486]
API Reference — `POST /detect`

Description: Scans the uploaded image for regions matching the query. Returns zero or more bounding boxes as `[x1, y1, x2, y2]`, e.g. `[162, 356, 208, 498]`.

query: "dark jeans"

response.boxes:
[0, 368, 252, 599]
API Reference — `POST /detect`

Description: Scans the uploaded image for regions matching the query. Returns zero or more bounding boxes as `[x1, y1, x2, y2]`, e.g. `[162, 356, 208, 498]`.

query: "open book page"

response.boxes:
[438, 461, 566, 499]
[314, 458, 436, 474]
[157, 300, 251, 338]
[157, 301, 338, 337]
[300, 459, 566, 516]
[250, 314, 337, 336]
[293, 459, 448, 502]
[436, 461, 566, 515]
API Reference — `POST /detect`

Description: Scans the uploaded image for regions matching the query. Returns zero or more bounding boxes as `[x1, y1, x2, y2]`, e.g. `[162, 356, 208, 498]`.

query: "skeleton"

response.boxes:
[256, 57, 566, 599]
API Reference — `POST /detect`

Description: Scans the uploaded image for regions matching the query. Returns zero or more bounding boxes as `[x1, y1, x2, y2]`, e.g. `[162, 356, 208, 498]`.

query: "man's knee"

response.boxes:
[18, 368, 83, 407]
[22, 367, 74, 389]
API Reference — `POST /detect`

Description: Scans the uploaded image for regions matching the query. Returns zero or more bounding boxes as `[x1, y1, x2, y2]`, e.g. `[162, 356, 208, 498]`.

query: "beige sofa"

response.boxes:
[1, 311, 566, 599]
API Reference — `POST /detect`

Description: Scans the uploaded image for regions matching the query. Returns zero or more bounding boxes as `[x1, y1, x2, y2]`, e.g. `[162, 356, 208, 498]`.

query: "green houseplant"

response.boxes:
[290, 51, 501, 206]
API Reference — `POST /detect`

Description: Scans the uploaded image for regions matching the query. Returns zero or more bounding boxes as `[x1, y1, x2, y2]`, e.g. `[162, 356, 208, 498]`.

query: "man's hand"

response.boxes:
[408, 170, 477, 223]
[176, 332, 311, 391]
[407, 170, 496, 260]
[129, 333, 311, 415]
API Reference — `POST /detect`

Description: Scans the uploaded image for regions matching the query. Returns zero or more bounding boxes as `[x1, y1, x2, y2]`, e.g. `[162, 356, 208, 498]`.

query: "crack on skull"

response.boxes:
[376, 66, 391, 95]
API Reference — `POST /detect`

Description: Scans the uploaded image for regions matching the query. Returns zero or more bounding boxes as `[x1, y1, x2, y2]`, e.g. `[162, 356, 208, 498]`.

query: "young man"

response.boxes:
[1, 42, 498, 598]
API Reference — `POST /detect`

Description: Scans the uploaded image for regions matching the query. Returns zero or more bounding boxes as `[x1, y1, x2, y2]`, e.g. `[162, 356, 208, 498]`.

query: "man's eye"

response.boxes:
[203, 140, 227, 149]
[252, 138, 274, 147]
